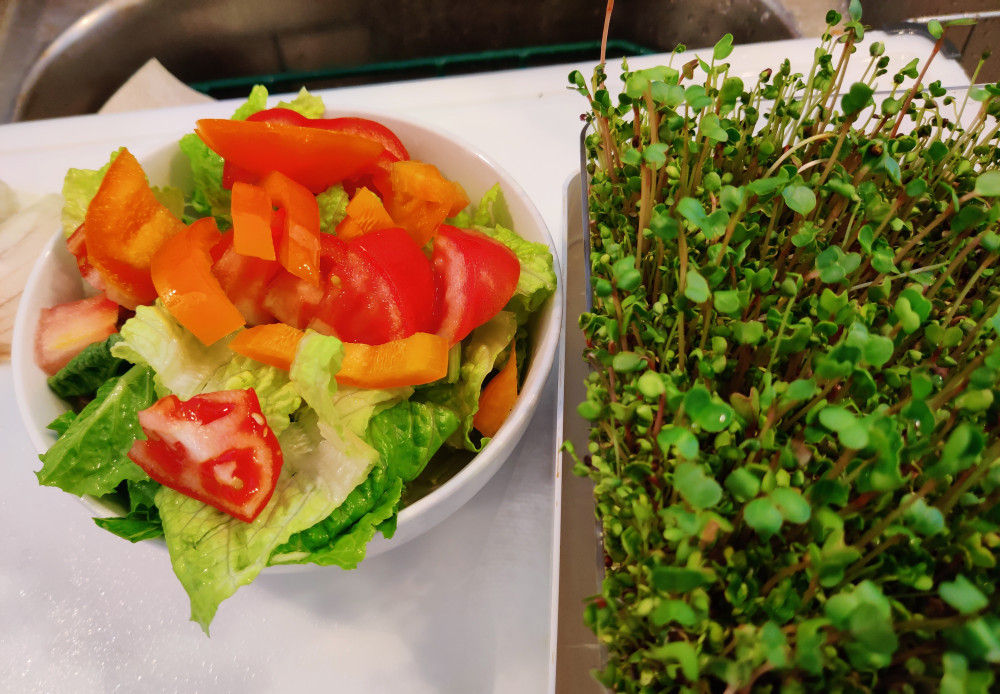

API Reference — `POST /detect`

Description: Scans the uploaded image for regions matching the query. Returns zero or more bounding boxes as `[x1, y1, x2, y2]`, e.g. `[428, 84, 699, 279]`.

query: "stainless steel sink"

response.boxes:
[0, 0, 814, 122]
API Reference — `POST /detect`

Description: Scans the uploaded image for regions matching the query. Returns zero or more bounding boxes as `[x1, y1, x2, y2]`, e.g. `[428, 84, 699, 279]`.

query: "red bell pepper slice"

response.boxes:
[196, 117, 384, 194]
[432, 225, 521, 345]
[260, 171, 321, 285]
[84, 148, 187, 309]
[150, 217, 246, 345]
[128, 389, 284, 524]
[221, 109, 409, 195]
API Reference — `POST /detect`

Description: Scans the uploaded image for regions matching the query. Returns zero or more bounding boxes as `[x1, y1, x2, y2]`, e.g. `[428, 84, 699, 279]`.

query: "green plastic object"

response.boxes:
[188, 40, 654, 99]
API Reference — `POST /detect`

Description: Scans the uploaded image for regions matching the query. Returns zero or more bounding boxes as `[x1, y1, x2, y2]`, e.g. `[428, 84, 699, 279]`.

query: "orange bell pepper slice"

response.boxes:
[473, 349, 519, 437]
[384, 160, 469, 247]
[229, 323, 306, 371]
[261, 171, 321, 285]
[84, 148, 187, 309]
[231, 181, 276, 260]
[151, 217, 246, 345]
[195, 118, 385, 194]
[336, 332, 449, 388]
[334, 187, 396, 241]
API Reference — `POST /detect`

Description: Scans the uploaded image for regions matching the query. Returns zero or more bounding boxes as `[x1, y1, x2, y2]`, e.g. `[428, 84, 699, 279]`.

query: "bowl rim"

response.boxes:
[10, 107, 563, 559]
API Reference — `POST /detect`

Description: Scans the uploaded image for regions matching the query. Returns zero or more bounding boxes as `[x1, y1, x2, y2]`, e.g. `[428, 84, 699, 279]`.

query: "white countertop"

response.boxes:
[0, 31, 969, 694]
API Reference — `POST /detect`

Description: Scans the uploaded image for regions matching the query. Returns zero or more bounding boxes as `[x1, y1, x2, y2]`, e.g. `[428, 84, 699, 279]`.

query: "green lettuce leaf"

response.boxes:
[277, 87, 326, 118]
[60, 150, 119, 237]
[417, 311, 518, 450]
[158, 415, 376, 633]
[178, 132, 230, 225]
[113, 305, 300, 432]
[47, 334, 128, 400]
[36, 365, 156, 497]
[93, 479, 164, 542]
[369, 401, 461, 482]
[230, 84, 270, 121]
[270, 462, 402, 568]
[112, 302, 235, 399]
[289, 332, 409, 436]
[477, 221, 557, 325]
[317, 184, 350, 233]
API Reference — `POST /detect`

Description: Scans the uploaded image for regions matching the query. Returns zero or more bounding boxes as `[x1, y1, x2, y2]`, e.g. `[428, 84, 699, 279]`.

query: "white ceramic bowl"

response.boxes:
[11, 110, 562, 560]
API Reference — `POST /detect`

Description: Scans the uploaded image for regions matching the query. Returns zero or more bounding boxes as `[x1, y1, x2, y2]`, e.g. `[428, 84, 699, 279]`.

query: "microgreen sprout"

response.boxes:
[569, 6, 1000, 692]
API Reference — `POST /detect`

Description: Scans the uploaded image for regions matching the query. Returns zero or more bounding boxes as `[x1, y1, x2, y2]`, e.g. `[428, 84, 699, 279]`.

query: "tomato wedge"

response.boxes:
[310, 226, 437, 344]
[34, 294, 120, 376]
[84, 149, 187, 309]
[432, 225, 520, 345]
[196, 117, 385, 194]
[128, 389, 283, 524]
[150, 217, 246, 345]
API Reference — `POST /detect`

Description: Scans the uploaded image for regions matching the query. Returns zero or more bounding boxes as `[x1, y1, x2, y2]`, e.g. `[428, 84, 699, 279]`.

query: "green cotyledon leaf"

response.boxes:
[36, 365, 156, 497]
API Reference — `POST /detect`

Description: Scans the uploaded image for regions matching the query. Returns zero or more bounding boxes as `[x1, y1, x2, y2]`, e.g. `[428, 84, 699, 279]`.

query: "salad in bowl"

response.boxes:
[12, 87, 559, 633]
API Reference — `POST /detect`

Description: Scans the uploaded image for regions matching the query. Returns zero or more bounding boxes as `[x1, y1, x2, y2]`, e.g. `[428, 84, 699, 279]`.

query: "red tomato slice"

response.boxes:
[351, 226, 438, 334]
[34, 294, 120, 375]
[128, 389, 283, 524]
[310, 227, 437, 344]
[197, 117, 384, 194]
[211, 230, 282, 326]
[432, 225, 521, 345]
[263, 270, 325, 330]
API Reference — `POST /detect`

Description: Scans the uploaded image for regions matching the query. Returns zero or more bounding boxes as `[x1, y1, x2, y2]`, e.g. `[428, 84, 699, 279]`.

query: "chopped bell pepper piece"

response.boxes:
[229, 323, 306, 371]
[231, 181, 276, 261]
[150, 217, 246, 345]
[336, 332, 449, 389]
[473, 349, 519, 437]
[261, 171, 321, 285]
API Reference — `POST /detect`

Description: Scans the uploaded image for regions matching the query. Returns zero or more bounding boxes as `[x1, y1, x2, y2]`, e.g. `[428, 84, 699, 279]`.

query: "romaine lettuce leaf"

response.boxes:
[277, 87, 326, 118]
[478, 222, 557, 325]
[230, 84, 270, 121]
[369, 401, 461, 482]
[113, 305, 300, 433]
[289, 332, 409, 437]
[36, 365, 156, 497]
[61, 151, 119, 237]
[158, 415, 375, 633]
[416, 311, 518, 451]
[317, 184, 350, 233]
[93, 479, 164, 542]
[47, 334, 128, 400]
[270, 455, 402, 568]
[178, 132, 230, 225]
[112, 302, 235, 399]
